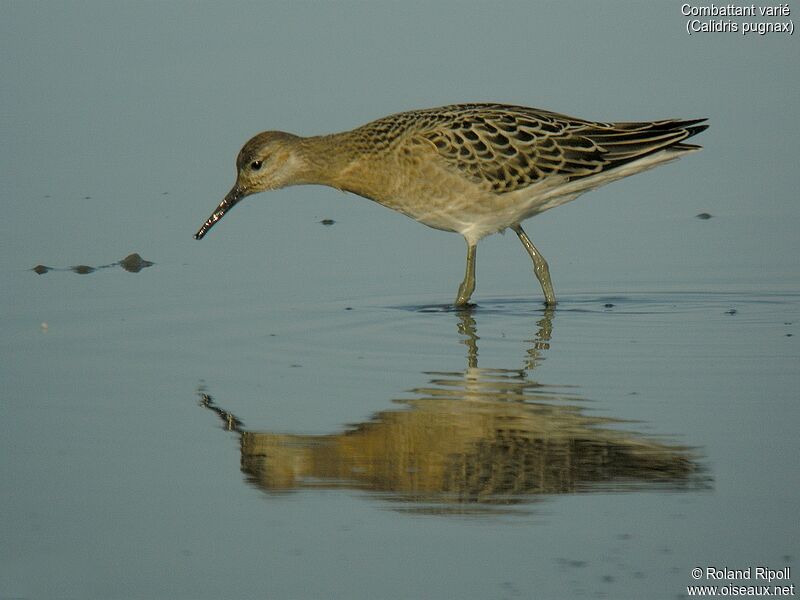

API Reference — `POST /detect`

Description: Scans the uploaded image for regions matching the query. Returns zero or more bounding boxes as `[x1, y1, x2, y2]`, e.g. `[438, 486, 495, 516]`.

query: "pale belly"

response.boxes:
[376, 173, 572, 244]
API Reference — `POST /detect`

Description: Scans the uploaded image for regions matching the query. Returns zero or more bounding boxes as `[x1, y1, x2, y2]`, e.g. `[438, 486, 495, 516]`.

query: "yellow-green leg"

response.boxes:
[455, 241, 477, 306]
[512, 224, 556, 306]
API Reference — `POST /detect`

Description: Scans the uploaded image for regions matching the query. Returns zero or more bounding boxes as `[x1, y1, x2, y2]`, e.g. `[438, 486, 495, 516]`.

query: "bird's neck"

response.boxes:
[296, 133, 382, 199]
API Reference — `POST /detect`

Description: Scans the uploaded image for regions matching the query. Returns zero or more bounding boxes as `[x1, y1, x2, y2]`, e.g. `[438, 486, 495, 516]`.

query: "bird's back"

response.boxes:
[351, 103, 706, 192]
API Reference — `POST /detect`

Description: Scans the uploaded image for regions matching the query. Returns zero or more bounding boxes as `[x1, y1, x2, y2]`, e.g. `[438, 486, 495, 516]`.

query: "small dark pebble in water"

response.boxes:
[72, 265, 95, 274]
[604, 303, 614, 308]
[119, 253, 154, 273]
[787, 333, 793, 337]
[725, 309, 737, 315]
[696, 212, 713, 219]
[320, 219, 336, 226]
[32, 264, 50, 274]
[84, 196, 92, 200]
[345, 307, 353, 311]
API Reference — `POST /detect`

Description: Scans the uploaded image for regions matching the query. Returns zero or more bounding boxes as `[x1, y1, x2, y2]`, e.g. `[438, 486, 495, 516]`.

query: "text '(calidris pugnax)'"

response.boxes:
[195, 103, 707, 306]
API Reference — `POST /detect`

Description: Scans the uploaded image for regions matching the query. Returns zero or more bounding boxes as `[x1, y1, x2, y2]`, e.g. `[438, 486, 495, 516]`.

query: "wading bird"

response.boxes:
[195, 104, 707, 306]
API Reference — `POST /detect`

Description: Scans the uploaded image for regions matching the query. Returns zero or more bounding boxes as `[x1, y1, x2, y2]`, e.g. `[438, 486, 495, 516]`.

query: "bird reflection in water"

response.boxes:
[198, 309, 707, 514]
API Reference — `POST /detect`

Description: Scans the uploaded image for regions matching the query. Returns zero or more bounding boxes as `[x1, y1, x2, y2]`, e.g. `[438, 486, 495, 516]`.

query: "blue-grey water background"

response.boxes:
[1, 2, 798, 599]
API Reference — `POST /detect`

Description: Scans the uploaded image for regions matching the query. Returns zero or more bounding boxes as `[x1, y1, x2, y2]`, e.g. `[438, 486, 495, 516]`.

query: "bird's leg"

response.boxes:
[455, 242, 477, 306]
[512, 224, 556, 306]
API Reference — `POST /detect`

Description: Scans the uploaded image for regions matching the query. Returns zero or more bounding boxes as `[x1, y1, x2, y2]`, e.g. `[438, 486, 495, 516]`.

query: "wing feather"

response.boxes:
[391, 104, 708, 194]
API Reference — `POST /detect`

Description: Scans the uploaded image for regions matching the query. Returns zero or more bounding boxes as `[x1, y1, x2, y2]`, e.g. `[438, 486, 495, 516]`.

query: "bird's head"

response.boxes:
[195, 131, 306, 240]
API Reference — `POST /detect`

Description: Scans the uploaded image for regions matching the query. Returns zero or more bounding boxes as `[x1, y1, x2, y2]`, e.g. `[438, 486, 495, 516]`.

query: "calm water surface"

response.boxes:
[4, 281, 797, 598]
[2, 2, 798, 599]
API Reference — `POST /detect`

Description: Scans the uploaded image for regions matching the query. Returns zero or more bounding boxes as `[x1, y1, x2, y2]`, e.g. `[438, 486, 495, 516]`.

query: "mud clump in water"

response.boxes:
[119, 253, 154, 273]
[32, 253, 154, 275]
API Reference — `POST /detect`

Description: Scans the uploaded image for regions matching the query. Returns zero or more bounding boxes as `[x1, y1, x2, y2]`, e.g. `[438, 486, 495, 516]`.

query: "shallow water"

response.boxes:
[2, 2, 799, 599]
[4, 283, 797, 598]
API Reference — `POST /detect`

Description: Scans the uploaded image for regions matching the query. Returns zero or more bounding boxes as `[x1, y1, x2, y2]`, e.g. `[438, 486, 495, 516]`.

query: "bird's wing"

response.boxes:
[411, 104, 707, 194]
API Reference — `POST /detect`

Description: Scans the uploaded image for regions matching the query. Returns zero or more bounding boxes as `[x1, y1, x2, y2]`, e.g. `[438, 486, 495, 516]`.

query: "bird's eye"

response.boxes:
[250, 160, 263, 171]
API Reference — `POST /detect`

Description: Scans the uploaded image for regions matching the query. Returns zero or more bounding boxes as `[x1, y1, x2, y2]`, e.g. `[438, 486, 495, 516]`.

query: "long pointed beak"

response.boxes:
[194, 185, 246, 240]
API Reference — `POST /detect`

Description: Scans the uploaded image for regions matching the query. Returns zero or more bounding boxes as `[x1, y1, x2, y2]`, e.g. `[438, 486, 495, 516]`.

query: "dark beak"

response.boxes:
[194, 185, 246, 240]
